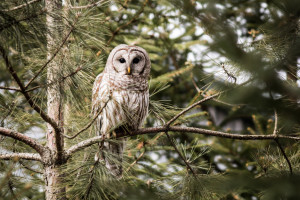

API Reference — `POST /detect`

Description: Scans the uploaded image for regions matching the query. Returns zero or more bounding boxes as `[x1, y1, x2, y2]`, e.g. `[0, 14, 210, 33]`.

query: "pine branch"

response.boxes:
[0, 45, 60, 134]
[165, 93, 221, 127]
[165, 131, 197, 178]
[1, 0, 41, 12]
[25, 66, 83, 92]
[0, 153, 41, 161]
[272, 110, 293, 175]
[19, 160, 43, 174]
[125, 147, 146, 172]
[0, 86, 21, 91]
[24, 16, 79, 89]
[66, 126, 300, 158]
[64, 99, 109, 139]
[106, 0, 148, 45]
[0, 8, 46, 32]
[69, 0, 105, 9]
[274, 139, 293, 175]
[0, 127, 45, 155]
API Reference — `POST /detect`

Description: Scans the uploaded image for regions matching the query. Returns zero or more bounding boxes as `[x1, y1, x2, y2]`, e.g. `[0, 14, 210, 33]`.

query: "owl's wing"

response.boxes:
[92, 73, 104, 136]
[92, 73, 104, 114]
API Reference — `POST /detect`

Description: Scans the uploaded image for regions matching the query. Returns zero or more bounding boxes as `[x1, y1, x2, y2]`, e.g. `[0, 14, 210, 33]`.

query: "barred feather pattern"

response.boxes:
[92, 44, 150, 177]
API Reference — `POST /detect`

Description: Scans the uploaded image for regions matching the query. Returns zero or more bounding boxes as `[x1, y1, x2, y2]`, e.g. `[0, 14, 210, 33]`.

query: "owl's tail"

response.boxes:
[102, 138, 126, 178]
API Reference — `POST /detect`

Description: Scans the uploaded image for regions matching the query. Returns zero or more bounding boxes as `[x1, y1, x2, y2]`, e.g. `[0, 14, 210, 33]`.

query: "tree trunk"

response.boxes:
[45, 0, 66, 199]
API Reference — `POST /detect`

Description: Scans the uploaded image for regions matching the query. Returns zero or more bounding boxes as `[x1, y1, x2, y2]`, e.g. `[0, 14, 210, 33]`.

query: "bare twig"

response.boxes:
[64, 100, 109, 139]
[19, 160, 43, 174]
[66, 126, 300, 158]
[165, 93, 221, 127]
[271, 110, 293, 175]
[221, 63, 236, 84]
[0, 86, 21, 92]
[24, 17, 79, 89]
[0, 45, 60, 133]
[165, 131, 197, 178]
[1, 0, 41, 12]
[273, 110, 278, 135]
[274, 139, 293, 175]
[125, 148, 146, 172]
[0, 127, 45, 155]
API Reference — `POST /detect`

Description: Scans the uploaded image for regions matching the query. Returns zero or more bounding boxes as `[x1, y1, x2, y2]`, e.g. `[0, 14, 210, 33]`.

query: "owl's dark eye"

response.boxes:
[133, 57, 140, 64]
[119, 58, 126, 63]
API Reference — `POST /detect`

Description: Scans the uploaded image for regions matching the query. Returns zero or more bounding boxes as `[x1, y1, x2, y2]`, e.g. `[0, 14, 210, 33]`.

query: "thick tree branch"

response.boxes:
[66, 126, 300, 158]
[0, 153, 41, 161]
[0, 45, 60, 133]
[0, 127, 45, 155]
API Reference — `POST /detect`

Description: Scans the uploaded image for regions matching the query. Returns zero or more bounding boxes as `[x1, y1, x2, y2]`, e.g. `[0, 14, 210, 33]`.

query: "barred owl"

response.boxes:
[92, 44, 151, 177]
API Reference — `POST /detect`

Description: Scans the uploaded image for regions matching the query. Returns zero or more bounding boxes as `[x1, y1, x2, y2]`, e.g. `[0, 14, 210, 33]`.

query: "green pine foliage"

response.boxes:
[1, 0, 300, 199]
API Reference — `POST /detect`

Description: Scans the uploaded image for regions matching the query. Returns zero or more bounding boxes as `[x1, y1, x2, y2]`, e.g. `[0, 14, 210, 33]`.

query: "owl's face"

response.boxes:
[105, 44, 151, 78]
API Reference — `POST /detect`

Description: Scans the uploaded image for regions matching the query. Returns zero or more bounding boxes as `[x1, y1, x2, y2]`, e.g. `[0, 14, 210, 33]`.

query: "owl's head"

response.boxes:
[105, 44, 151, 78]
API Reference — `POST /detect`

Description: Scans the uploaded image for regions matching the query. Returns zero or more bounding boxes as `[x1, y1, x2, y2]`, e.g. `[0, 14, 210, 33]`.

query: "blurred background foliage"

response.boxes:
[0, 0, 300, 199]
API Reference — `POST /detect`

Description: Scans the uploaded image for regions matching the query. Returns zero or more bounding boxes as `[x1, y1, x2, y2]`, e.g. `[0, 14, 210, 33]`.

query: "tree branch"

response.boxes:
[1, 0, 41, 12]
[0, 127, 45, 155]
[64, 100, 109, 139]
[0, 8, 46, 33]
[274, 139, 293, 175]
[0, 86, 21, 91]
[165, 131, 197, 178]
[0, 153, 41, 161]
[69, 0, 105, 9]
[106, 0, 148, 45]
[165, 93, 221, 127]
[24, 16, 79, 89]
[66, 126, 300, 158]
[25, 66, 83, 93]
[0, 45, 60, 133]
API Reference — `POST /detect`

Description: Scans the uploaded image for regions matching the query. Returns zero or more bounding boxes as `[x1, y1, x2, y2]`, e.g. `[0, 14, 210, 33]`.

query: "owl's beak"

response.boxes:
[127, 66, 131, 75]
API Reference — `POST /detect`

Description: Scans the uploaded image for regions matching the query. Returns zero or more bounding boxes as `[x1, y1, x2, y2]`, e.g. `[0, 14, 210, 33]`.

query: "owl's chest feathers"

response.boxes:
[98, 78, 149, 132]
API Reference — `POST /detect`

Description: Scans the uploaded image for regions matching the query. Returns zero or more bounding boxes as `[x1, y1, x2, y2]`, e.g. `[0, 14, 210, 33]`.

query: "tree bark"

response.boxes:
[45, 0, 66, 199]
